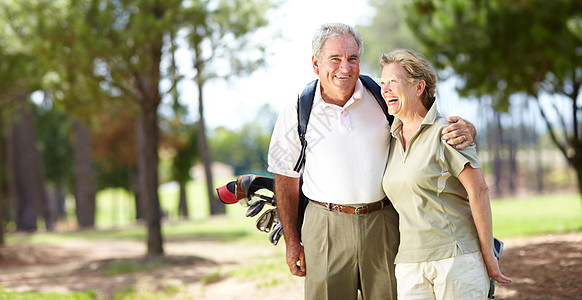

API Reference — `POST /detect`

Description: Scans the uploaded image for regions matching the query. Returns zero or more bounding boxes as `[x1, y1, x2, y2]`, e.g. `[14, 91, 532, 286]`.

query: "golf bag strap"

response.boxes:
[360, 74, 394, 125]
[293, 79, 317, 172]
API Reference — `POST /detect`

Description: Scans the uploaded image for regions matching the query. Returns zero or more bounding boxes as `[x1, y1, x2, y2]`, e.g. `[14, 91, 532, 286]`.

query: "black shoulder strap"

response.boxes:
[293, 75, 393, 172]
[293, 79, 318, 172]
[359, 74, 394, 125]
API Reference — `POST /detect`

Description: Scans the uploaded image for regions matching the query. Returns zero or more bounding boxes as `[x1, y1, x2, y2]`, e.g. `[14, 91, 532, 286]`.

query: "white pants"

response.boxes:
[395, 251, 490, 300]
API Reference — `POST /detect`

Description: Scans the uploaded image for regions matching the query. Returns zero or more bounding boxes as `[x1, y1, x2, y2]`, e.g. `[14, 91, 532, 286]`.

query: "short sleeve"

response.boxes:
[267, 101, 302, 178]
[441, 138, 481, 178]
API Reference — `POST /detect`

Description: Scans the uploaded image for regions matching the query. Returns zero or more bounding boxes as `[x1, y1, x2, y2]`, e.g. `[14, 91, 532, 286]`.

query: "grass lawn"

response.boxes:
[491, 193, 582, 239]
[7, 179, 581, 244]
[2, 181, 581, 299]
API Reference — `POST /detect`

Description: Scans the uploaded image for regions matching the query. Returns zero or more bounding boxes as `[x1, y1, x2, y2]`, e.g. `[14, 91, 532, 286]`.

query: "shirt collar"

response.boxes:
[313, 78, 363, 113]
[390, 100, 440, 137]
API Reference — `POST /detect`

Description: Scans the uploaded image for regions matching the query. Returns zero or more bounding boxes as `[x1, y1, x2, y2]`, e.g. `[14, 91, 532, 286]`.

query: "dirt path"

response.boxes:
[1, 232, 581, 299]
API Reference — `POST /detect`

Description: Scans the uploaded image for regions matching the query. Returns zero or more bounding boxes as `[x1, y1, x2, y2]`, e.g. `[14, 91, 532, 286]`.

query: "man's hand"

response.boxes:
[442, 116, 477, 149]
[285, 240, 306, 277]
[274, 174, 305, 277]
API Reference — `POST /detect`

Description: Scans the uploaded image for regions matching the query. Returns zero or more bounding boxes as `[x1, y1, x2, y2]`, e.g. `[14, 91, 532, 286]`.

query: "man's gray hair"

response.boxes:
[312, 23, 363, 59]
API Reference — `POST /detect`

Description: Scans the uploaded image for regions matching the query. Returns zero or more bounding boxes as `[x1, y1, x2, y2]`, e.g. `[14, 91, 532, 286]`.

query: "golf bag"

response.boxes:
[216, 174, 282, 244]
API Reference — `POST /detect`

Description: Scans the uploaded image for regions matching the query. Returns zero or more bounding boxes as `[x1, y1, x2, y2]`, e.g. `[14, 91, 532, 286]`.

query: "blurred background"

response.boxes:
[0, 0, 581, 298]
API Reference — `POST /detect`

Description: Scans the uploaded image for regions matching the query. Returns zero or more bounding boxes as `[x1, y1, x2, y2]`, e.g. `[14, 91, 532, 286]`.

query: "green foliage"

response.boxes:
[169, 123, 199, 185]
[32, 99, 75, 189]
[402, 0, 582, 195]
[405, 0, 582, 107]
[210, 122, 272, 175]
[358, 0, 422, 74]
[184, 0, 275, 82]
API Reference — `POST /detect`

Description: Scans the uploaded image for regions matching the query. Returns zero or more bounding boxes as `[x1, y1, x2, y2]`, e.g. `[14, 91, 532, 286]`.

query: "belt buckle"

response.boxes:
[354, 205, 367, 216]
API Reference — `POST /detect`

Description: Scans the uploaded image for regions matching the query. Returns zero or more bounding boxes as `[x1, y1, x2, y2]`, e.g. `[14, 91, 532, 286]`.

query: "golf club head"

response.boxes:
[256, 208, 276, 233]
[269, 222, 283, 245]
[246, 199, 266, 217]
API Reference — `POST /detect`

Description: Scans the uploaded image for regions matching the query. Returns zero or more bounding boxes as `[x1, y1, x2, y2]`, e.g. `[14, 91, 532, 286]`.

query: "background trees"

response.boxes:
[0, 0, 579, 247]
[184, 0, 273, 214]
[361, 0, 581, 198]
[0, 0, 276, 254]
[404, 0, 582, 197]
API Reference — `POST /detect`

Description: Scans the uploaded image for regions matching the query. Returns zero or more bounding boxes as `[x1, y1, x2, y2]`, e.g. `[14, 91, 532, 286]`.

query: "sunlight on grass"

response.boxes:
[491, 194, 582, 239]
[104, 259, 163, 276]
[5, 191, 582, 246]
[93, 176, 237, 229]
[230, 258, 292, 288]
[0, 287, 97, 300]
[113, 285, 183, 300]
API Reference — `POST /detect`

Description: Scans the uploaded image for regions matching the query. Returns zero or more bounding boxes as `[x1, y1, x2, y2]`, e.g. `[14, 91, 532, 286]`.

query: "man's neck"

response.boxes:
[320, 87, 354, 107]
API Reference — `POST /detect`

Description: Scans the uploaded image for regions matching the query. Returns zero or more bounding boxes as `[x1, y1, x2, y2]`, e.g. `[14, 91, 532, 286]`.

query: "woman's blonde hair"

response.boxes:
[380, 49, 437, 110]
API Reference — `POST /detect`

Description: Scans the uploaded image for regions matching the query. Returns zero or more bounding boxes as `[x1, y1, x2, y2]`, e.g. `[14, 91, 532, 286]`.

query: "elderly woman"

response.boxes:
[380, 49, 511, 299]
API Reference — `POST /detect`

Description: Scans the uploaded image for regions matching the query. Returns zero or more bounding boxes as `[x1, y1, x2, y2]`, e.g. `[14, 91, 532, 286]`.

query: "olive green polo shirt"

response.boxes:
[382, 103, 482, 264]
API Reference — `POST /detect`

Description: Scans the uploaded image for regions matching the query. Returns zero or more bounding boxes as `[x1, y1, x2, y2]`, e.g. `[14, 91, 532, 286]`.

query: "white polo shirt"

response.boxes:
[267, 79, 391, 205]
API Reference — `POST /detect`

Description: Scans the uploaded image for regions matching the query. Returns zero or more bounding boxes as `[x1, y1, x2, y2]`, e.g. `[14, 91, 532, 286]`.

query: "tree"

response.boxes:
[162, 31, 198, 219]
[184, 0, 274, 215]
[0, 3, 53, 231]
[211, 105, 276, 175]
[405, 0, 582, 196]
[165, 125, 199, 218]
[92, 104, 141, 219]
[7, 95, 51, 231]
[358, 0, 422, 74]
[1, 0, 101, 230]
[0, 108, 5, 245]
[33, 98, 75, 223]
[62, 0, 189, 255]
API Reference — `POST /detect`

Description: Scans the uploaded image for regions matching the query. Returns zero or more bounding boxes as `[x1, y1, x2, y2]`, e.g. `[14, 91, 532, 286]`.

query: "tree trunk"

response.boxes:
[196, 79, 224, 215]
[535, 134, 545, 195]
[137, 111, 164, 256]
[44, 186, 57, 231]
[178, 180, 188, 219]
[508, 125, 517, 195]
[0, 111, 4, 245]
[73, 120, 96, 229]
[488, 110, 503, 197]
[7, 93, 49, 231]
[55, 182, 67, 220]
[130, 166, 142, 221]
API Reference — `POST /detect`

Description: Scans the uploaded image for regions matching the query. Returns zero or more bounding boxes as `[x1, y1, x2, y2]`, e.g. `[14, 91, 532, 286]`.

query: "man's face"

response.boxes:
[312, 35, 360, 104]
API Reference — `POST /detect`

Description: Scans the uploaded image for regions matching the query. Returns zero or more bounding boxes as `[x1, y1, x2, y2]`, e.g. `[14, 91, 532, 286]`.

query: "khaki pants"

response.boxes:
[301, 201, 399, 300]
[395, 251, 490, 299]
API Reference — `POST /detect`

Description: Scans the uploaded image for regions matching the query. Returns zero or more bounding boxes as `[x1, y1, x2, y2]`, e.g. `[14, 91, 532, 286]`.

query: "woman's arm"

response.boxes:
[457, 164, 512, 284]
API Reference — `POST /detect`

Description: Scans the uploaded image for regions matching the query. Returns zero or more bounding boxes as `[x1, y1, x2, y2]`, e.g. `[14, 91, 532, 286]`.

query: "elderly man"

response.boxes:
[267, 23, 475, 300]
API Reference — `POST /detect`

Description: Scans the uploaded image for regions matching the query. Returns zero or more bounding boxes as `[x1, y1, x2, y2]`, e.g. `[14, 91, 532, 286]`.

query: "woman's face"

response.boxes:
[381, 63, 423, 119]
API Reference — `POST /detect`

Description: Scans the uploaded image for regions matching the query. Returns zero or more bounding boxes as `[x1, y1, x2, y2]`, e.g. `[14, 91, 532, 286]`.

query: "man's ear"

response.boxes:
[312, 56, 319, 75]
[416, 80, 426, 97]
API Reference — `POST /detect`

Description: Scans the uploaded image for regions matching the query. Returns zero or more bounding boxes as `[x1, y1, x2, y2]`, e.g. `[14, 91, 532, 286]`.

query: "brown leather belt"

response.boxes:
[309, 198, 390, 215]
